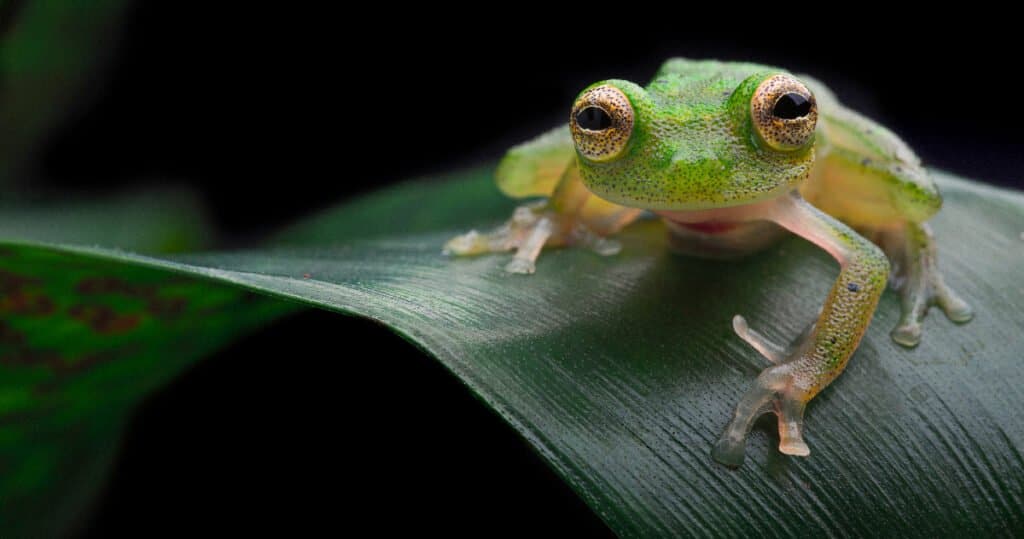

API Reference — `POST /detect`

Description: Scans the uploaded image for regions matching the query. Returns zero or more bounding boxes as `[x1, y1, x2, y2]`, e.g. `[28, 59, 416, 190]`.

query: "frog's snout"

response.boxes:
[669, 149, 730, 175]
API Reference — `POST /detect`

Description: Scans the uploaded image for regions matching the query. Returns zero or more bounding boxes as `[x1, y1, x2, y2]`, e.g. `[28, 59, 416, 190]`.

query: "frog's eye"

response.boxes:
[570, 85, 634, 162]
[751, 74, 818, 151]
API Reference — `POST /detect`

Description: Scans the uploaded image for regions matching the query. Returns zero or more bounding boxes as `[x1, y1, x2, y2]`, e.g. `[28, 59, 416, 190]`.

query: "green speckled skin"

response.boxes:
[446, 58, 973, 467]
[576, 62, 815, 210]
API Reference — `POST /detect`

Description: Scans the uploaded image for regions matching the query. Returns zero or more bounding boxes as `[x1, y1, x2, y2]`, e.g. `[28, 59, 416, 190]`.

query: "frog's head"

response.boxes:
[569, 70, 817, 210]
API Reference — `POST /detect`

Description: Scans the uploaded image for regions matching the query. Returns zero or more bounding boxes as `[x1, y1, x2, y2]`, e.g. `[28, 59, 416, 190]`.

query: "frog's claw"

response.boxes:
[882, 222, 973, 347]
[444, 202, 621, 275]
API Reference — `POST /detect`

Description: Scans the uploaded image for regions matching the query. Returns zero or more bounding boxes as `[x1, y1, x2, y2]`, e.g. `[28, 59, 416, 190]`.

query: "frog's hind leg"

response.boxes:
[875, 222, 973, 347]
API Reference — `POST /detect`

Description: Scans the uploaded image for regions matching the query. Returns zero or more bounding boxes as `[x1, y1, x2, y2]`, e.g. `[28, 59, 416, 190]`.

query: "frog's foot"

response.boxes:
[443, 202, 620, 274]
[883, 222, 973, 347]
[715, 317, 817, 466]
[712, 362, 810, 467]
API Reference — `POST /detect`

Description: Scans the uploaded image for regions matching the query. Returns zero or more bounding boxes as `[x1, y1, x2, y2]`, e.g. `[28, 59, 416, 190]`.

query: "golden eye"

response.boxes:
[570, 85, 634, 162]
[750, 74, 817, 151]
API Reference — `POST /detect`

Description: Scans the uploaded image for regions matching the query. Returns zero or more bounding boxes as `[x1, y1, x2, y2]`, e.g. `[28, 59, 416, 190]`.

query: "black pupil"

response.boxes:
[772, 93, 811, 119]
[576, 106, 612, 130]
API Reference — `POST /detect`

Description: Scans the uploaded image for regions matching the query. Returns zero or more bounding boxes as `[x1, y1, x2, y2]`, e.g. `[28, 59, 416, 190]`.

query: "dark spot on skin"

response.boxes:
[0, 291, 56, 316]
[847, 282, 860, 292]
[61, 351, 119, 374]
[76, 277, 122, 294]
[69, 304, 141, 334]
[4, 350, 63, 368]
[0, 320, 26, 345]
[861, 158, 872, 167]
[77, 276, 191, 319]
[0, 270, 55, 316]
[146, 297, 188, 318]
[0, 269, 39, 293]
[77, 277, 157, 298]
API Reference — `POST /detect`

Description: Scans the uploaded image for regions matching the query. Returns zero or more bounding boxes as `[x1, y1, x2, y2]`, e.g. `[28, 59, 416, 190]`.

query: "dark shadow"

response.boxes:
[78, 309, 615, 537]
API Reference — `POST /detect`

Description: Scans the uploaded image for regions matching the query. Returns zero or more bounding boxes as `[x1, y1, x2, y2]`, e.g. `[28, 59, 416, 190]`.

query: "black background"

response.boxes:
[24, 4, 1019, 536]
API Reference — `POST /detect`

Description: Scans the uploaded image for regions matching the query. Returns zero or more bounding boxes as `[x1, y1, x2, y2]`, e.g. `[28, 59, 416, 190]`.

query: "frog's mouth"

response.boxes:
[656, 212, 743, 235]
[658, 214, 789, 258]
[667, 220, 741, 235]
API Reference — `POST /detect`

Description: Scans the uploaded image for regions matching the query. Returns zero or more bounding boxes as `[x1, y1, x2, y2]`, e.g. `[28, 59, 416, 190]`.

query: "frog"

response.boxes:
[444, 58, 973, 467]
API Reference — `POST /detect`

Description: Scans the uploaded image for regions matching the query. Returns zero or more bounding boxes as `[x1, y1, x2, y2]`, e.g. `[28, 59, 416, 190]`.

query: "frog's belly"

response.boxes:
[661, 218, 788, 259]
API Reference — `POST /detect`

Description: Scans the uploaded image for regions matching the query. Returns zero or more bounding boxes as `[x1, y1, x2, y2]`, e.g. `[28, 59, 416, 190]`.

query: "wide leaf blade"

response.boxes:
[4, 168, 1021, 536]
[0, 189, 297, 536]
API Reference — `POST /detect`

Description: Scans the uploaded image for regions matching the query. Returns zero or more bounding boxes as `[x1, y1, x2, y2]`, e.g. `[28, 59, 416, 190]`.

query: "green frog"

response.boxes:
[444, 58, 973, 467]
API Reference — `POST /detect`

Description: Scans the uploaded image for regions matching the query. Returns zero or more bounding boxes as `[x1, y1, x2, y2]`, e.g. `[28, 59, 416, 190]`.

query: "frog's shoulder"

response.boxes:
[653, 58, 784, 82]
[495, 125, 575, 198]
[799, 74, 941, 222]
[801, 73, 923, 168]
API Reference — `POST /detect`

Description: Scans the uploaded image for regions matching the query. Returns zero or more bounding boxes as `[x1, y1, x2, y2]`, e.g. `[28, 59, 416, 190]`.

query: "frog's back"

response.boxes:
[653, 58, 780, 83]
[798, 77, 942, 225]
[659, 58, 942, 225]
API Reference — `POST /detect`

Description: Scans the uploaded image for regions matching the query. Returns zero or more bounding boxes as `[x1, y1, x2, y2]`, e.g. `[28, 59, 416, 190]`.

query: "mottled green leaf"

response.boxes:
[4, 168, 1024, 536]
[0, 248, 295, 536]
[0, 189, 297, 536]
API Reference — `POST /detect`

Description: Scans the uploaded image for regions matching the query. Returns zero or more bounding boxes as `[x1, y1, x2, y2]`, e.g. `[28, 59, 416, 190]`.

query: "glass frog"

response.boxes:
[445, 58, 973, 467]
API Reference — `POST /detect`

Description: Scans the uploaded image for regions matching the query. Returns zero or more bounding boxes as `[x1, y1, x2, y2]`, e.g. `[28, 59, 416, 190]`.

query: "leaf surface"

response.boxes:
[4, 168, 1024, 536]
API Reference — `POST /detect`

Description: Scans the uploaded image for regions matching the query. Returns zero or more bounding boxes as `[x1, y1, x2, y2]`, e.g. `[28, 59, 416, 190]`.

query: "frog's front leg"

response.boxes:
[445, 164, 640, 274]
[712, 193, 889, 467]
[874, 222, 973, 347]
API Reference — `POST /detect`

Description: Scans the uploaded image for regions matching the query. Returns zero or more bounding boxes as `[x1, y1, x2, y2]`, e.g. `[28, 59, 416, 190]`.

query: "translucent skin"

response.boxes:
[445, 58, 973, 466]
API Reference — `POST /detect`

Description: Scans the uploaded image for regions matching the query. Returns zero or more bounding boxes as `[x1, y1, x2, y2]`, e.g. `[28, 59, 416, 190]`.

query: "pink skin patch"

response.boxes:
[658, 197, 851, 263]
[656, 208, 748, 235]
[670, 220, 741, 234]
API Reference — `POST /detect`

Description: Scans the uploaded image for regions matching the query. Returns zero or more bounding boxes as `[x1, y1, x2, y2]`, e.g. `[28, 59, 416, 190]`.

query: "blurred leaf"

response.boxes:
[0, 248, 296, 536]
[0, 0, 130, 185]
[3, 168, 1024, 536]
[0, 186, 299, 536]
[0, 186, 219, 253]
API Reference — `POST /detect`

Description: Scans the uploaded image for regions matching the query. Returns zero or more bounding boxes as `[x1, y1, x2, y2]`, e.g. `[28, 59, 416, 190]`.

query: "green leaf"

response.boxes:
[0, 0, 130, 185]
[4, 168, 1024, 536]
[0, 187, 217, 253]
[0, 189, 297, 536]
